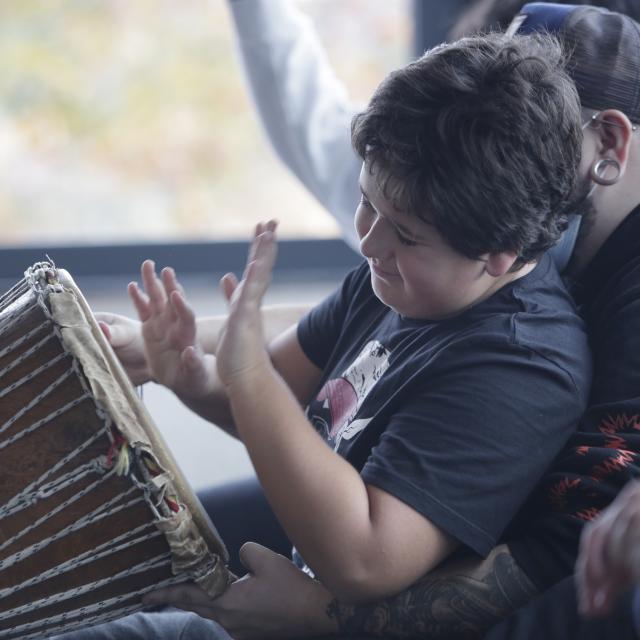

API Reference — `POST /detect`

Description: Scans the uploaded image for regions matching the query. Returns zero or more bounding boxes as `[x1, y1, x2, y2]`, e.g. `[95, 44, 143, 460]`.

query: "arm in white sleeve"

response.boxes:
[227, 0, 361, 249]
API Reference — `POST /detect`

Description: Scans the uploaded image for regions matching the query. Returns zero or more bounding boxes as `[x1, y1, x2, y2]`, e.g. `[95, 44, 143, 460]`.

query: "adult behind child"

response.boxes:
[480, 5, 640, 638]
[56, 29, 591, 640]
[224, 0, 640, 259]
[191, 5, 640, 639]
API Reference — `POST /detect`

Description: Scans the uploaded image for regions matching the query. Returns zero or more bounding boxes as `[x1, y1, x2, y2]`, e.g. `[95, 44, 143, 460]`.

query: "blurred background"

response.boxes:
[0, 0, 468, 490]
[0, 0, 411, 248]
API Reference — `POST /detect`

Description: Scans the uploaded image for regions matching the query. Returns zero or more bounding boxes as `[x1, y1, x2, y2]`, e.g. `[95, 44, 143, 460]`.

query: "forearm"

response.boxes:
[182, 305, 309, 433]
[178, 379, 237, 437]
[196, 304, 311, 355]
[226, 364, 428, 602]
[326, 545, 538, 638]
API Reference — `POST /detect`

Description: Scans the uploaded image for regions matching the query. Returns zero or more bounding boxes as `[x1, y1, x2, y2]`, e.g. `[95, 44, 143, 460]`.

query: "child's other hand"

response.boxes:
[128, 260, 215, 399]
[216, 220, 278, 390]
[96, 312, 150, 386]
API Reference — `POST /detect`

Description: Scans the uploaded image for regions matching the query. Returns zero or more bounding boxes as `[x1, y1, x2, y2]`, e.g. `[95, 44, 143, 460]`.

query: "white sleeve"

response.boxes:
[227, 0, 361, 250]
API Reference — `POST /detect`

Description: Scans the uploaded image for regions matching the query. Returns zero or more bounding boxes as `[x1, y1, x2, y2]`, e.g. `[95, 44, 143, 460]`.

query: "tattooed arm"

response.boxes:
[151, 542, 540, 640]
[326, 544, 538, 639]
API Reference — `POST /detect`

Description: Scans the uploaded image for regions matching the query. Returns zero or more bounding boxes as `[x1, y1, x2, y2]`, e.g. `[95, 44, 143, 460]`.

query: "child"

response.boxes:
[125, 31, 591, 610]
[51, 28, 592, 640]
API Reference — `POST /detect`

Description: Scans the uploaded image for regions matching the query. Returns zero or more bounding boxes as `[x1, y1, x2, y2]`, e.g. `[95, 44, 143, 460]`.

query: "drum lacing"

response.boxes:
[0, 265, 201, 639]
[0, 521, 161, 600]
[0, 483, 145, 572]
[0, 572, 190, 640]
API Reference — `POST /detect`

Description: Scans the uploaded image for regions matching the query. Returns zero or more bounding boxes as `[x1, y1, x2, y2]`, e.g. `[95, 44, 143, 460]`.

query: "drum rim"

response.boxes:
[54, 268, 229, 564]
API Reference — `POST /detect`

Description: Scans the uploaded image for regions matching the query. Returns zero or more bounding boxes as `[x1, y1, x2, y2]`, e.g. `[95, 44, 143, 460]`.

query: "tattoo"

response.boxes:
[325, 544, 537, 639]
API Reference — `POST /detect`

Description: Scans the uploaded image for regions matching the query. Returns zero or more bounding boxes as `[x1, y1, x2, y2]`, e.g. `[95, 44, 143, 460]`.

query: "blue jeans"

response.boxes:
[51, 608, 230, 640]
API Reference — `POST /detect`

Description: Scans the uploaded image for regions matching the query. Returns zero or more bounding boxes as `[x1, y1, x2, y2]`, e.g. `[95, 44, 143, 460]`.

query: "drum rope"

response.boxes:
[0, 278, 30, 309]
[0, 299, 39, 339]
[0, 523, 161, 600]
[0, 553, 173, 623]
[0, 391, 91, 449]
[0, 489, 145, 572]
[0, 266, 224, 639]
[0, 323, 51, 375]
[0, 454, 108, 520]
[0, 351, 71, 400]
[0, 366, 79, 435]
[0, 471, 130, 559]
[0, 573, 190, 640]
[0, 428, 107, 518]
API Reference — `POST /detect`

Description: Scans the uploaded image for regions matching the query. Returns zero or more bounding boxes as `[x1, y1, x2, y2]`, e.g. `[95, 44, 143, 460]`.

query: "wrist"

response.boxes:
[222, 354, 275, 396]
[305, 581, 339, 635]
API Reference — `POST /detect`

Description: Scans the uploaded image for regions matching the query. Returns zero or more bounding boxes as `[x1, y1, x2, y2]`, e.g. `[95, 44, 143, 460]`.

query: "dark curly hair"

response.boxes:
[352, 32, 583, 264]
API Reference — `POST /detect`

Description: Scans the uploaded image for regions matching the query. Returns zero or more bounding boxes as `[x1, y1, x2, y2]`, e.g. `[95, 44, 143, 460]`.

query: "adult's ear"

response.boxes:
[591, 109, 636, 178]
[485, 250, 518, 277]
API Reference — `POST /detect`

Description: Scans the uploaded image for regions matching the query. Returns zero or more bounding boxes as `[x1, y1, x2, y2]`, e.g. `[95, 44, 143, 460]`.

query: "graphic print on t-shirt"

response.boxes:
[309, 340, 390, 450]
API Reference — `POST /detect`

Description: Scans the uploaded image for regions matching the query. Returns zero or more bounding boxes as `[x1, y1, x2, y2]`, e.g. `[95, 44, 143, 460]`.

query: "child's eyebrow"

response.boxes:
[359, 184, 427, 243]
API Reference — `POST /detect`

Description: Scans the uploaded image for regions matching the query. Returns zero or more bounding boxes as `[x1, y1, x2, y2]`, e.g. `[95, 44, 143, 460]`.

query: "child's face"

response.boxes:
[356, 162, 493, 320]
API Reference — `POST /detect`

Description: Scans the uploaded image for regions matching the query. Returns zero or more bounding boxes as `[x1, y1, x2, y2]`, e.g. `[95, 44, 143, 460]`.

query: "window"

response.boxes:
[0, 0, 411, 247]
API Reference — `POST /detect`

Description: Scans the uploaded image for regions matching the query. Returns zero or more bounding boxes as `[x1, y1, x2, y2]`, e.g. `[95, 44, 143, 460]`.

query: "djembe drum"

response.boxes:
[0, 262, 231, 640]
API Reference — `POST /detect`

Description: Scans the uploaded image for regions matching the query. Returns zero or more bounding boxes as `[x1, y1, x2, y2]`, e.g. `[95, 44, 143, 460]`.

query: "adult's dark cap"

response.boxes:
[510, 3, 640, 122]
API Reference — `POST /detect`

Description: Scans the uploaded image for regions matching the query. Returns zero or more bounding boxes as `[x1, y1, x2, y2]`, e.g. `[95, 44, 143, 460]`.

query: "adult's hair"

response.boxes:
[352, 32, 583, 263]
[482, 0, 640, 31]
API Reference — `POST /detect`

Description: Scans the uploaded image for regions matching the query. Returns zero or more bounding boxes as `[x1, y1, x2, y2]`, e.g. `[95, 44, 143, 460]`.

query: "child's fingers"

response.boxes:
[162, 268, 183, 323]
[241, 230, 278, 303]
[181, 345, 204, 372]
[140, 260, 167, 315]
[247, 220, 277, 264]
[247, 221, 265, 263]
[265, 219, 278, 233]
[230, 231, 278, 316]
[222, 221, 278, 311]
[169, 290, 197, 344]
[128, 281, 151, 322]
[161, 266, 185, 298]
[98, 320, 112, 343]
[220, 273, 239, 303]
[180, 346, 211, 394]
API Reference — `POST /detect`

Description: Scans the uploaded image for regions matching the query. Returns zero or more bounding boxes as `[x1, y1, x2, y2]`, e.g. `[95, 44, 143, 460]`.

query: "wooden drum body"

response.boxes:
[0, 263, 230, 639]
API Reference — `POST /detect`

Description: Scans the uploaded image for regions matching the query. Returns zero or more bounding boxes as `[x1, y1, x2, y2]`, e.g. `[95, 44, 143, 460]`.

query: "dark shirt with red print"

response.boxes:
[508, 204, 640, 591]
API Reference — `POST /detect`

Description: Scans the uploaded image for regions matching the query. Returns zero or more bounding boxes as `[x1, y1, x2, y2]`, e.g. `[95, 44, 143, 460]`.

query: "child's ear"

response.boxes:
[484, 251, 518, 277]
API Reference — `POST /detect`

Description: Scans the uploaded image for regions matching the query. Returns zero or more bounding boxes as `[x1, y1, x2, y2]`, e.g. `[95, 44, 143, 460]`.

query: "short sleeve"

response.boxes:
[297, 262, 369, 370]
[361, 336, 589, 557]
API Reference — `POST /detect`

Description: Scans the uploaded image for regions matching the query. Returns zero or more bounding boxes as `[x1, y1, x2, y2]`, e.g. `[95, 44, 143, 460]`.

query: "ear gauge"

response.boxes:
[589, 158, 621, 186]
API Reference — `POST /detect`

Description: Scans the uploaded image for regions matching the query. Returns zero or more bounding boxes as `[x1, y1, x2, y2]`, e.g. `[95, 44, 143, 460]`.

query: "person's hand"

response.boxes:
[144, 542, 336, 639]
[216, 220, 278, 390]
[128, 260, 216, 399]
[576, 480, 640, 617]
[95, 312, 152, 386]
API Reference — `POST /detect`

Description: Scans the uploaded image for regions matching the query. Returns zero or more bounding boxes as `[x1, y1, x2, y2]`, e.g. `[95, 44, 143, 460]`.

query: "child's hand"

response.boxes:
[216, 220, 278, 390]
[96, 312, 150, 385]
[128, 260, 215, 399]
